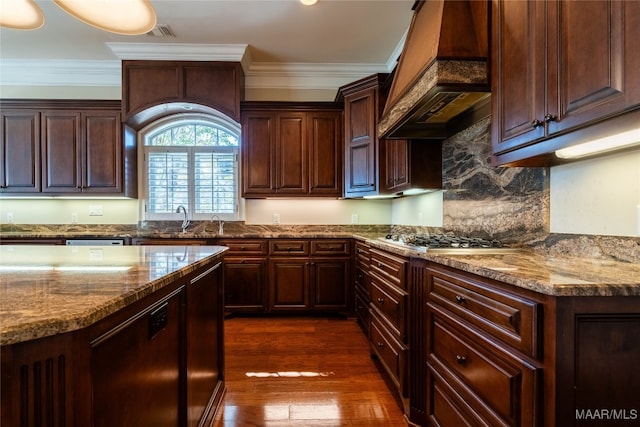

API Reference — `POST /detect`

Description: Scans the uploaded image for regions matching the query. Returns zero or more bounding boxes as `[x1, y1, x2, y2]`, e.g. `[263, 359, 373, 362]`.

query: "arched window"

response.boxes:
[141, 113, 240, 221]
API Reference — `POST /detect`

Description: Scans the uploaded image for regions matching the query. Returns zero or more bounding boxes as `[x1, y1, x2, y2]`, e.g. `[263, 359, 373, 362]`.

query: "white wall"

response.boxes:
[550, 148, 640, 237]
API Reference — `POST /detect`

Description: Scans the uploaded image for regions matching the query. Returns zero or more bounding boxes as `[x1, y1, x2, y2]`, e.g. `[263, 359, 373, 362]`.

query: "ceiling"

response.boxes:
[0, 0, 414, 92]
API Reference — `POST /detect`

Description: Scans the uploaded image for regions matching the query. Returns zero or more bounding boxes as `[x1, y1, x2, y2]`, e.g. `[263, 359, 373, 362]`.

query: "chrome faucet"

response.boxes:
[176, 205, 190, 233]
[211, 214, 224, 235]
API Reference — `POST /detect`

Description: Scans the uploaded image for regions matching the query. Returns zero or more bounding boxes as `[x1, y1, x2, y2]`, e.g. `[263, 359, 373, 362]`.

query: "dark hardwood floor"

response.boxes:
[213, 316, 408, 426]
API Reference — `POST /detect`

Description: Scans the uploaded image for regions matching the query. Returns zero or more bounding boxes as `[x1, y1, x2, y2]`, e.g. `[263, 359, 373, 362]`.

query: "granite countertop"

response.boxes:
[360, 236, 640, 297]
[0, 245, 228, 346]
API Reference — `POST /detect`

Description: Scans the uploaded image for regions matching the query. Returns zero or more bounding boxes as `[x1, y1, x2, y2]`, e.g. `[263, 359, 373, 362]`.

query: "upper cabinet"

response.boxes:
[492, 0, 640, 166]
[338, 74, 442, 198]
[241, 102, 342, 198]
[339, 74, 388, 198]
[0, 100, 136, 198]
[381, 139, 441, 195]
[0, 110, 40, 193]
[122, 61, 244, 129]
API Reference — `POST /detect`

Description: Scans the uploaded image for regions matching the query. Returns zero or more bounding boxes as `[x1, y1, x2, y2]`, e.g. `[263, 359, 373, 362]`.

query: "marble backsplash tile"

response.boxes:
[440, 116, 549, 241]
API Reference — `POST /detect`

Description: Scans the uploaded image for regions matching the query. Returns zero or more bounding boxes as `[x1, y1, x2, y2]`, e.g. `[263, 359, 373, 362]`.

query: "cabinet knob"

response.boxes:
[376, 297, 384, 305]
[377, 342, 384, 348]
[455, 355, 467, 365]
[531, 119, 544, 128]
[377, 262, 384, 269]
[544, 114, 557, 123]
[454, 295, 466, 304]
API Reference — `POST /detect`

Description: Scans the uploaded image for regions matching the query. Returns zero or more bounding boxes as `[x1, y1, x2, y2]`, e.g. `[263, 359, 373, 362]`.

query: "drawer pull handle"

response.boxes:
[455, 295, 466, 304]
[377, 342, 384, 348]
[376, 297, 384, 305]
[455, 355, 467, 365]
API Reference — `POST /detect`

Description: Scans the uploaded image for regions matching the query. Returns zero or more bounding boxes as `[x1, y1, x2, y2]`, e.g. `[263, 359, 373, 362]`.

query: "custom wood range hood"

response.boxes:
[378, 0, 491, 140]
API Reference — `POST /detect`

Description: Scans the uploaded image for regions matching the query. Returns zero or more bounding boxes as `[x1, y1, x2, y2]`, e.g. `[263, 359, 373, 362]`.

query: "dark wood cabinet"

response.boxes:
[121, 61, 244, 127]
[0, 100, 134, 197]
[424, 263, 542, 427]
[91, 288, 185, 427]
[41, 109, 122, 194]
[492, 0, 640, 166]
[382, 139, 442, 194]
[186, 263, 224, 427]
[268, 239, 350, 312]
[219, 239, 268, 313]
[368, 246, 409, 407]
[0, 110, 40, 193]
[339, 74, 388, 198]
[354, 241, 371, 334]
[241, 103, 342, 198]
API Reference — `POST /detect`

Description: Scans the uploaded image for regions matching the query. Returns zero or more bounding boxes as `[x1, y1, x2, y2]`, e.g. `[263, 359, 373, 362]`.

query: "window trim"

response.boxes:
[138, 112, 243, 222]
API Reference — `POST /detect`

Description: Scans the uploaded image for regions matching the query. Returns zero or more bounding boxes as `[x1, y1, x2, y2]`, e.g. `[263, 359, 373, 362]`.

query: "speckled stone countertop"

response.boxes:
[359, 236, 640, 297]
[0, 245, 228, 346]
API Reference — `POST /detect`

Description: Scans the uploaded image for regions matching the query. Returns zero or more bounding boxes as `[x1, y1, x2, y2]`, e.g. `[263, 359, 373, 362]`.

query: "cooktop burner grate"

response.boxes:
[385, 234, 504, 249]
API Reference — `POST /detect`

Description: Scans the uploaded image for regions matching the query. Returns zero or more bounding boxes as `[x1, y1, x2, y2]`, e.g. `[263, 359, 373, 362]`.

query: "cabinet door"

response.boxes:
[83, 111, 122, 193]
[41, 111, 82, 193]
[384, 139, 409, 192]
[0, 110, 40, 193]
[276, 113, 307, 194]
[187, 263, 224, 427]
[308, 112, 342, 196]
[223, 258, 267, 312]
[268, 258, 309, 311]
[344, 88, 378, 197]
[91, 289, 184, 427]
[242, 112, 275, 196]
[310, 258, 349, 311]
[491, 0, 546, 155]
[547, 0, 640, 136]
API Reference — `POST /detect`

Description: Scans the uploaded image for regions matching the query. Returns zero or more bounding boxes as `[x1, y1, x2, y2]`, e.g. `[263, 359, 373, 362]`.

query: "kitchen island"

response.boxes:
[0, 244, 228, 427]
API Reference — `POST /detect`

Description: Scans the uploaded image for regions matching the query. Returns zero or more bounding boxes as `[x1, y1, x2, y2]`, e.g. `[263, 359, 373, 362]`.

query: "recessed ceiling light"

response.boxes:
[0, 0, 45, 30]
[300, 0, 318, 5]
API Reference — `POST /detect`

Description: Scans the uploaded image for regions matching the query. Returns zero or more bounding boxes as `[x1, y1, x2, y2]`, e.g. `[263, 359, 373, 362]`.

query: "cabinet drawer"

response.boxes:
[370, 315, 408, 397]
[218, 239, 267, 256]
[370, 275, 407, 340]
[355, 266, 370, 296]
[269, 240, 310, 256]
[427, 265, 540, 358]
[370, 248, 407, 290]
[355, 241, 371, 268]
[311, 239, 351, 256]
[429, 309, 539, 427]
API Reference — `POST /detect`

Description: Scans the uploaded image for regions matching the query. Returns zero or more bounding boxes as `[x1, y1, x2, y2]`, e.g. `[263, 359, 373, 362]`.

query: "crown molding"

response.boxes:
[0, 39, 405, 91]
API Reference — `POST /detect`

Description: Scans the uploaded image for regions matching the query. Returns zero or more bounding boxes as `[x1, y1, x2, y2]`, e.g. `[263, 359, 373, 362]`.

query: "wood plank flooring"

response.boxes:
[213, 316, 408, 427]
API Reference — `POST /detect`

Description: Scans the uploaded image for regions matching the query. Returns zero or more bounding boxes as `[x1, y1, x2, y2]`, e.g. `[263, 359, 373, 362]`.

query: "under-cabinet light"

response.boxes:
[555, 128, 640, 159]
[300, 0, 318, 5]
[402, 188, 437, 196]
[0, 0, 45, 29]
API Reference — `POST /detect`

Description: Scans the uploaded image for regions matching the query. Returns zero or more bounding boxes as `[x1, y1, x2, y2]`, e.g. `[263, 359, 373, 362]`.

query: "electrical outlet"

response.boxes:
[71, 212, 78, 224]
[6, 212, 14, 224]
[272, 213, 280, 224]
[89, 205, 103, 216]
[351, 213, 358, 224]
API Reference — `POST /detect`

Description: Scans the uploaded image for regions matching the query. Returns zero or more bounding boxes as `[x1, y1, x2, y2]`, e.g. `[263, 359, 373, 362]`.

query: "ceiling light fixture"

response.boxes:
[555, 128, 640, 159]
[52, 0, 157, 35]
[0, 0, 45, 30]
[300, 0, 318, 5]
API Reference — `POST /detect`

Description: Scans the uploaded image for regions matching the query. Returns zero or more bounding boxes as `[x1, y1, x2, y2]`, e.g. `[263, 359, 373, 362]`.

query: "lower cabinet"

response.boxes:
[268, 239, 351, 313]
[91, 288, 185, 427]
[186, 263, 224, 427]
[219, 239, 268, 313]
[368, 246, 409, 409]
[409, 258, 640, 427]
